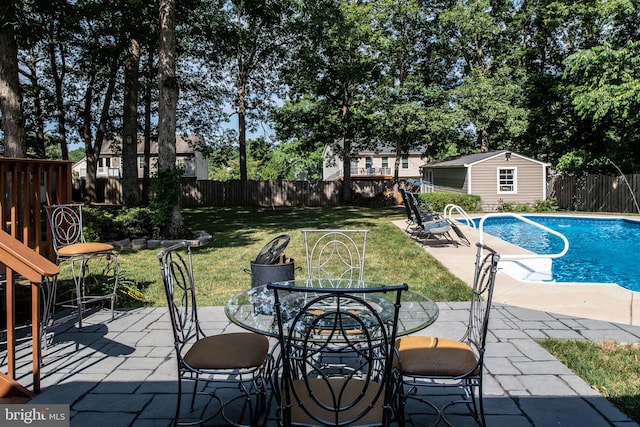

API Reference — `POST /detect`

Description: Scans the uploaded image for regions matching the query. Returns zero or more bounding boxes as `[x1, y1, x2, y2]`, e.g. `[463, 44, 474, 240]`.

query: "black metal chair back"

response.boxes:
[158, 242, 270, 426]
[466, 244, 500, 361]
[158, 242, 202, 352]
[394, 243, 500, 427]
[269, 282, 407, 426]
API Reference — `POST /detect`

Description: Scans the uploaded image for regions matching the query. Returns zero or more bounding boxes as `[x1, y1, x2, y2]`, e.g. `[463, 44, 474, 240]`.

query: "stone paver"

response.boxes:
[10, 304, 636, 426]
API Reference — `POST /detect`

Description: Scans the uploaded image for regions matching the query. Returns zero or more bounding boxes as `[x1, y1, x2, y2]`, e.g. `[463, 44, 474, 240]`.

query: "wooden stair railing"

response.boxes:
[0, 228, 60, 400]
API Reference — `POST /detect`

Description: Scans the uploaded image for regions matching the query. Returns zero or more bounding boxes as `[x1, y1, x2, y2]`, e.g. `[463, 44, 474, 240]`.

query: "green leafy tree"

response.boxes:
[189, 0, 293, 190]
[275, 0, 382, 202]
[565, 39, 640, 170]
[440, 0, 528, 152]
[258, 140, 322, 180]
[369, 0, 437, 182]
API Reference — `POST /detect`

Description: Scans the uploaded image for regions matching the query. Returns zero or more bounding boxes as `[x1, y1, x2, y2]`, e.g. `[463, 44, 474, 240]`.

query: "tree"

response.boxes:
[0, 0, 27, 157]
[440, 0, 528, 152]
[188, 0, 292, 192]
[122, 0, 143, 207]
[258, 139, 322, 180]
[155, 0, 183, 238]
[563, 0, 640, 171]
[370, 0, 440, 182]
[275, 0, 382, 202]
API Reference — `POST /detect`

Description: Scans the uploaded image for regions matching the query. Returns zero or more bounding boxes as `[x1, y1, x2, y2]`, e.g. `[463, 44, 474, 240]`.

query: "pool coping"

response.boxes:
[393, 214, 640, 326]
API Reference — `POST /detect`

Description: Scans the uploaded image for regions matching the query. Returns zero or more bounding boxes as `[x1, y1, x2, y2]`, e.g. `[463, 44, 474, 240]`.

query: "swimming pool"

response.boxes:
[472, 215, 640, 291]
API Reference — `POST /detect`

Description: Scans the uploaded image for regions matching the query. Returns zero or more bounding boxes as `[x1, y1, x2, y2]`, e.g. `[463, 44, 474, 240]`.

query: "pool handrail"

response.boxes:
[478, 213, 569, 260]
[443, 204, 476, 229]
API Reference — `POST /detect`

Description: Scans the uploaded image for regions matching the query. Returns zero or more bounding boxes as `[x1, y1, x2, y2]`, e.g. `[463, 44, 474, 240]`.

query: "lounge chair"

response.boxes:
[403, 190, 471, 247]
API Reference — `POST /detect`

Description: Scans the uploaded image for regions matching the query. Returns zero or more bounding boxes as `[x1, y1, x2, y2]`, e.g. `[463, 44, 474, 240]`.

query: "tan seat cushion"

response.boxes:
[395, 335, 479, 377]
[288, 377, 384, 426]
[184, 332, 269, 370]
[58, 242, 114, 256]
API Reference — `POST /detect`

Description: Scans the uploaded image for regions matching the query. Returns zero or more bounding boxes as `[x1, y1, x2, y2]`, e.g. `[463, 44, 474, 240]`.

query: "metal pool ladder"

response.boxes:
[477, 213, 569, 282]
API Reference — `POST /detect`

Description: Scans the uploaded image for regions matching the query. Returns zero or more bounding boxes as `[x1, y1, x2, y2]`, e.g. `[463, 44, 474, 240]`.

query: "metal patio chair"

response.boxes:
[268, 281, 407, 426]
[394, 243, 500, 427]
[158, 242, 270, 426]
[302, 229, 368, 282]
[44, 203, 119, 328]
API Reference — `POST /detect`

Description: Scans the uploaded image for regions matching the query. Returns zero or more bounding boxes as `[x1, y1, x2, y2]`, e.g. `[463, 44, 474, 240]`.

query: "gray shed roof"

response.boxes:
[421, 150, 549, 168]
[422, 150, 508, 168]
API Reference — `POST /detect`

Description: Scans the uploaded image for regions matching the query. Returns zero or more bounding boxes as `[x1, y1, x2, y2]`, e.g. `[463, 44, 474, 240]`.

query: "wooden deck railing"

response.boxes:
[0, 158, 72, 399]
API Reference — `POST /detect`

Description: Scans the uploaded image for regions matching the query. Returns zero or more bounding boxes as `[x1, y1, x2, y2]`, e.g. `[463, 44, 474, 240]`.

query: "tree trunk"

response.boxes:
[479, 128, 489, 152]
[48, 30, 68, 160]
[237, 62, 248, 185]
[83, 58, 118, 203]
[28, 47, 45, 158]
[142, 49, 153, 205]
[82, 72, 97, 202]
[122, 35, 141, 207]
[0, 0, 26, 158]
[341, 136, 353, 203]
[157, 0, 183, 237]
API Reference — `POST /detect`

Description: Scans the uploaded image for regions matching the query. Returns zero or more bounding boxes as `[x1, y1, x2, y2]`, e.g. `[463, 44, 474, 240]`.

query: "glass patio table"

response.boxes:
[225, 278, 439, 338]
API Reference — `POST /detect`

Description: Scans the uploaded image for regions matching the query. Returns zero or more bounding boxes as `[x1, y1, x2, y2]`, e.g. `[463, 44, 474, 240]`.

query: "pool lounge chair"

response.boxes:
[402, 190, 440, 231]
[403, 190, 470, 247]
[403, 192, 455, 245]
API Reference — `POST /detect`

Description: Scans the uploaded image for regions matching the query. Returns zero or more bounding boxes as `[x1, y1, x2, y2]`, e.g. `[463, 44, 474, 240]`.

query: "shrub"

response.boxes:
[497, 198, 559, 213]
[83, 206, 155, 241]
[496, 200, 533, 212]
[415, 192, 482, 213]
[351, 187, 397, 207]
[115, 207, 154, 238]
[83, 206, 119, 241]
[535, 199, 559, 212]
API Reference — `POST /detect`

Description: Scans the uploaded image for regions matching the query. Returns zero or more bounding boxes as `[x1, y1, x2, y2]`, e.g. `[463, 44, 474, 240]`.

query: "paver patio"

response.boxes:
[13, 303, 639, 427]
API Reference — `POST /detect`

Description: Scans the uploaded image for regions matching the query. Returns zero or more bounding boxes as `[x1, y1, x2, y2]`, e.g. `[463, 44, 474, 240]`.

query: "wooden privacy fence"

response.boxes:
[551, 174, 640, 213]
[76, 174, 640, 213]
[74, 178, 395, 207]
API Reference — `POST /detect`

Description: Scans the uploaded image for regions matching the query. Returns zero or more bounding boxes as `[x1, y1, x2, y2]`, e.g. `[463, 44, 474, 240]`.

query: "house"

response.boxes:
[322, 144, 426, 181]
[72, 134, 209, 180]
[420, 150, 550, 211]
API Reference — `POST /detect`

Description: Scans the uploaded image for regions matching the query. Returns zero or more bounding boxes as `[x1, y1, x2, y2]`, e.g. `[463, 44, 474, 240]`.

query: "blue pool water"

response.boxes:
[471, 215, 640, 291]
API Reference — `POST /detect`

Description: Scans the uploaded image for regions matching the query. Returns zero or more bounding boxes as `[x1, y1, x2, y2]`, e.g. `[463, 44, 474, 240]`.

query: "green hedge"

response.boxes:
[415, 192, 482, 213]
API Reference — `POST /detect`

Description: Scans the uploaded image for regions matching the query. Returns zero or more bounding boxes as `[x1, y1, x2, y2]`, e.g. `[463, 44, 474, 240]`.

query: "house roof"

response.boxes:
[421, 150, 549, 168]
[357, 145, 427, 156]
[99, 134, 203, 156]
[323, 142, 427, 157]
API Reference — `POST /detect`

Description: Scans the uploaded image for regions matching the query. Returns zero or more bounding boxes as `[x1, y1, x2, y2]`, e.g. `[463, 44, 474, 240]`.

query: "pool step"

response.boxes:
[499, 258, 554, 282]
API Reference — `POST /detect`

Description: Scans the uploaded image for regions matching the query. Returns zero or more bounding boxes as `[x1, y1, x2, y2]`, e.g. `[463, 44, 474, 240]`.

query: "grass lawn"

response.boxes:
[104, 205, 473, 307]
[539, 339, 640, 423]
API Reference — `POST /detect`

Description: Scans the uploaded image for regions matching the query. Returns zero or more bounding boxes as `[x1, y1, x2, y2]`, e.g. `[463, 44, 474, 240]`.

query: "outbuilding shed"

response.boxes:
[420, 150, 550, 211]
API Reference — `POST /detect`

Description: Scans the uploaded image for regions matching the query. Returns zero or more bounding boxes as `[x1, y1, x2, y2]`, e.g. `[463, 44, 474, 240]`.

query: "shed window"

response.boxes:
[498, 168, 516, 193]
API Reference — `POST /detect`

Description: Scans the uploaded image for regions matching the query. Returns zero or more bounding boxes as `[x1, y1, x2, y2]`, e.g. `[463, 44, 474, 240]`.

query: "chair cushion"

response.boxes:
[395, 335, 479, 377]
[184, 332, 269, 370]
[288, 377, 384, 426]
[58, 242, 114, 255]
